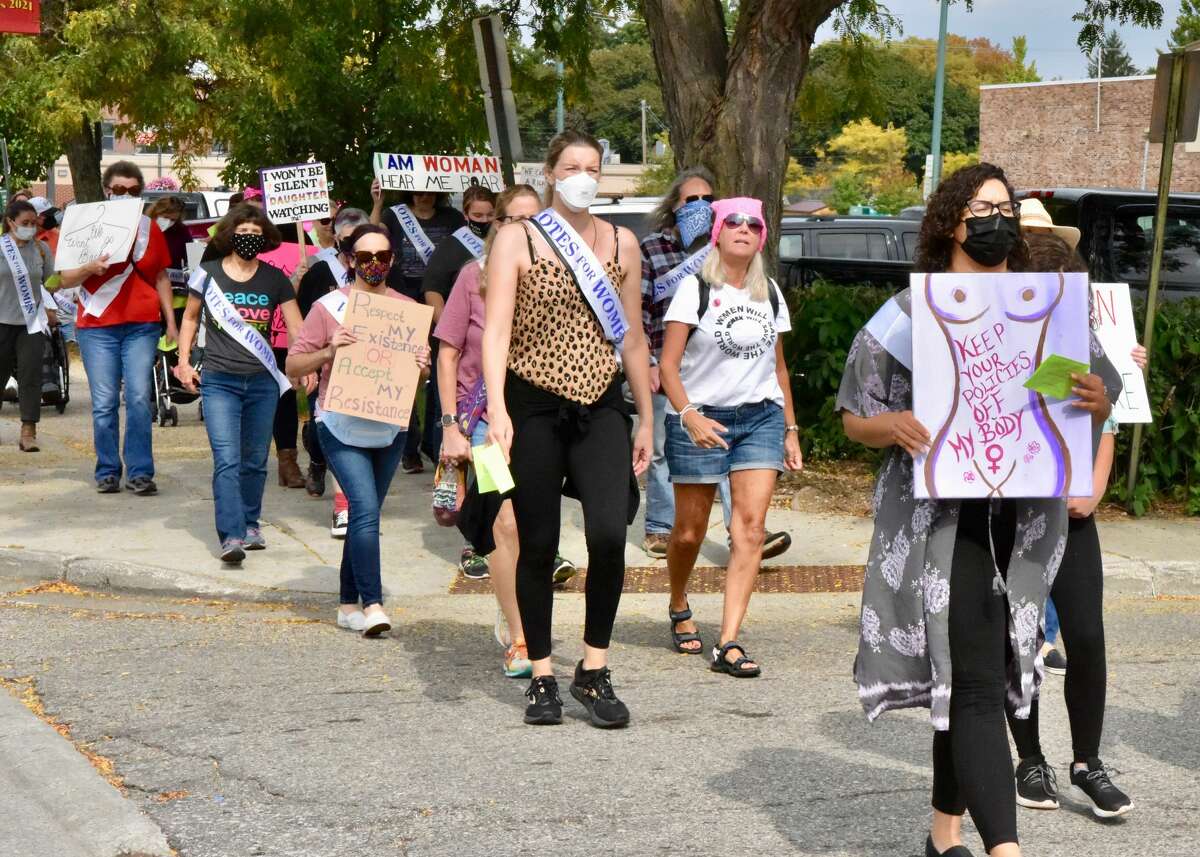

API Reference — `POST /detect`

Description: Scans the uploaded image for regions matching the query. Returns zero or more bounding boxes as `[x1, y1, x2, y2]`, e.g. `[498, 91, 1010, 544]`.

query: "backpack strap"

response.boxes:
[687, 276, 711, 342]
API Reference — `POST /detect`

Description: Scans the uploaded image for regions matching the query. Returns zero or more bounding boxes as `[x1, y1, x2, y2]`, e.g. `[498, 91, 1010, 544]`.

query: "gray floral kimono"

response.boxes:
[838, 288, 1121, 730]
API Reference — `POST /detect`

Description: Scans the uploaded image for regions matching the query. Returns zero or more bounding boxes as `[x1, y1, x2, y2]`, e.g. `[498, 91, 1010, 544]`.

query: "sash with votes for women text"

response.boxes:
[652, 245, 712, 304]
[389, 204, 436, 265]
[0, 234, 49, 335]
[528, 208, 629, 343]
[188, 267, 291, 396]
[452, 225, 485, 260]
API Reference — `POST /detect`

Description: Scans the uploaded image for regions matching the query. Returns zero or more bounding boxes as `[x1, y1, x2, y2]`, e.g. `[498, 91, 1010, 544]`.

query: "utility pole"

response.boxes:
[640, 99, 647, 164]
[929, 0, 950, 189]
[1096, 38, 1103, 132]
[555, 60, 565, 134]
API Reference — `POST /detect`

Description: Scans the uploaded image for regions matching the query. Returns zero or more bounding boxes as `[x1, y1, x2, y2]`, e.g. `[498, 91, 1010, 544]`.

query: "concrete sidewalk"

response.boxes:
[2, 362, 1198, 601]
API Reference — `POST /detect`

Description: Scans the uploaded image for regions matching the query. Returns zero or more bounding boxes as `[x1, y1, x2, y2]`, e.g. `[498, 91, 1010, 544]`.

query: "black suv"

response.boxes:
[778, 216, 921, 289]
[1021, 188, 1200, 299]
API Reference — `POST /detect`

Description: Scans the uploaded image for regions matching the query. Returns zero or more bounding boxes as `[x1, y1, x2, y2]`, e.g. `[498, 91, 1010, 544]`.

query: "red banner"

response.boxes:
[0, 0, 40, 35]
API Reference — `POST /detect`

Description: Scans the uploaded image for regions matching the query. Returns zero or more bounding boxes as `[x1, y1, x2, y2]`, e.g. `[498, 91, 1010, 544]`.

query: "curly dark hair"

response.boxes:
[209, 203, 283, 256]
[914, 162, 1028, 274]
[1020, 232, 1089, 274]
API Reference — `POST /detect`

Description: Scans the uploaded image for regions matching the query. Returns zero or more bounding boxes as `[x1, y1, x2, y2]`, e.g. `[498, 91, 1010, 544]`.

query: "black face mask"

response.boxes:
[959, 213, 1019, 267]
[468, 220, 490, 239]
[231, 233, 266, 260]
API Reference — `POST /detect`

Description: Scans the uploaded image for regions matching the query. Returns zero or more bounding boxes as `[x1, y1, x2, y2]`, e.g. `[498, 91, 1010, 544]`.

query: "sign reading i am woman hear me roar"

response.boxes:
[911, 272, 1094, 500]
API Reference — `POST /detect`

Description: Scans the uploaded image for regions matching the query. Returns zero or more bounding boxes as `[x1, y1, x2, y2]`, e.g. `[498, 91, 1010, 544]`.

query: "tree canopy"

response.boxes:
[1086, 30, 1140, 77]
[1170, 0, 1200, 50]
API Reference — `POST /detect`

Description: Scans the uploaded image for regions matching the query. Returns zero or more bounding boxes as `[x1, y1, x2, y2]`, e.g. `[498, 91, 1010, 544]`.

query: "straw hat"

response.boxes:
[1019, 197, 1080, 250]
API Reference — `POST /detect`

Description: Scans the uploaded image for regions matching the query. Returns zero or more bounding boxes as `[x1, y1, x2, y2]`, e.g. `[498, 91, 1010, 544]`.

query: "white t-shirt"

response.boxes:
[663, 275, 790, 412]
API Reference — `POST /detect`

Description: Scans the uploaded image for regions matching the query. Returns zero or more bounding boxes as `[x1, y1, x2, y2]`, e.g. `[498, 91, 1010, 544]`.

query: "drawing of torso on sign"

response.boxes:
[912, 272, 1094, 501]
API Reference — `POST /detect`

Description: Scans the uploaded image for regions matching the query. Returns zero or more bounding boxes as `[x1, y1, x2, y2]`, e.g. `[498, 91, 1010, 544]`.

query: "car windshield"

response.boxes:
[1110, 206, 1200, 286]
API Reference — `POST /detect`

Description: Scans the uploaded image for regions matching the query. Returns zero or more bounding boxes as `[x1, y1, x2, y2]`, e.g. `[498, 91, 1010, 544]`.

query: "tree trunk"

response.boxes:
[643, 0, 843, 274]
[65, 115, 104, 203]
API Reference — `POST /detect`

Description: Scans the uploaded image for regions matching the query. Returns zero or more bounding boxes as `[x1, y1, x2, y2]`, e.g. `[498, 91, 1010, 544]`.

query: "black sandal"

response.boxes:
[669, 603, 703, 654]
[710, 641, 761, 677]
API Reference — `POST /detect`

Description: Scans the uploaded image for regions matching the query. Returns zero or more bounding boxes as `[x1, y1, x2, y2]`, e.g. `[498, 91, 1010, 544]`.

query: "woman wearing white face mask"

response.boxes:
[481, 129, 653, 728]
[0, 199, 56, 451]
[146, 196, 190, 275]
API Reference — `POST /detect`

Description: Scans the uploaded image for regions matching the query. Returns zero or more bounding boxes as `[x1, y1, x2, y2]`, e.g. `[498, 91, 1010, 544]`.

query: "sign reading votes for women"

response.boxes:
[259, 162, 331, 224]
[373, 153, 503, 192]
[911, 272, 1093, 500]
[324, 290, 433, 428]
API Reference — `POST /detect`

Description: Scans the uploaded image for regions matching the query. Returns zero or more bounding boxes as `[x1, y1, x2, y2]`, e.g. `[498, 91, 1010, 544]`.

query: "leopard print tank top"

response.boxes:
[508, 223, 623, 405]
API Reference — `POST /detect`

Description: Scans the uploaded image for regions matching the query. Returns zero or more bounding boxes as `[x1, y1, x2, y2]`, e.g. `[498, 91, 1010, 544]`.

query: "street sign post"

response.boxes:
[472, 15, 522, 187]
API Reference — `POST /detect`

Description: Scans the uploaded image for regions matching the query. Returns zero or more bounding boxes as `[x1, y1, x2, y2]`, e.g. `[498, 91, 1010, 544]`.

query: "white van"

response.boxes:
[589, 196, 661, 241]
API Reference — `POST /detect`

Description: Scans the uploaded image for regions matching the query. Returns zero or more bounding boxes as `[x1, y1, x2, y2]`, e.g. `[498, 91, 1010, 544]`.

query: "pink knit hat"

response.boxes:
[710, 196, 767, 252]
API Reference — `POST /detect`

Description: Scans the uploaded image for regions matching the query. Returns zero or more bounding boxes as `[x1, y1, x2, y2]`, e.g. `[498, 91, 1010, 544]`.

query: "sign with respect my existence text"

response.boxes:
[373, 153, 503, 193]
[259, 162, 331, 224]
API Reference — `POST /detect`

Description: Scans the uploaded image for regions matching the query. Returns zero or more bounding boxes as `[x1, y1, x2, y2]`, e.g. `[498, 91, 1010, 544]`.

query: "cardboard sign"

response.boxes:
[1090, 282, 1152, 424]
[0, 0, 40, 34]
[323, 290, 433, 428]
[259, 162, 331, 224]
[373, 153, 503, 193]
[54, 198, 143, 271]
[911, 272, 1094, 500]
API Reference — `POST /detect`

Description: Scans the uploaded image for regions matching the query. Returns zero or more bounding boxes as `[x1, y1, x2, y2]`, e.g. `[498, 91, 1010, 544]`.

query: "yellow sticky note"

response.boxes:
[472, 443, 515, 494]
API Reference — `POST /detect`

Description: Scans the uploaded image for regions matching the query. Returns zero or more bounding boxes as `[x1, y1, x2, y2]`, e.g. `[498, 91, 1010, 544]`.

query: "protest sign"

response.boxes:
[0, 0, 40, 34]
[373, 153, 503, 193]
[324, 290, 433, 428]
[515, 163, 547, 196]
[911, 272, 1093, 500]
[259, 162, 331, 224]
[54, 198, 142, 271]
[1090, 282, 1152, 424]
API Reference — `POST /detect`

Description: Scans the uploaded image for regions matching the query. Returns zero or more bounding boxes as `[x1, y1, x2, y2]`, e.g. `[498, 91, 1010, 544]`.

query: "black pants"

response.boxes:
[1007, 514, 1106, 763]
[931, 499, 1018, 852]
[0, 323, 44, 424]
[507, 373, 630, 662]
[272, 347, 298, 452]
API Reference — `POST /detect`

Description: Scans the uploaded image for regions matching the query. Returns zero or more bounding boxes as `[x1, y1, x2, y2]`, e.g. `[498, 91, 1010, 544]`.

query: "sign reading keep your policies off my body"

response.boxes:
[324, 290, 433, 428]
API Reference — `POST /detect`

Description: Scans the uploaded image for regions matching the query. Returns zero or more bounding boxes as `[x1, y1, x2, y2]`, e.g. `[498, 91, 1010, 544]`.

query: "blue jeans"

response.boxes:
[646, 391, 734, 535]
[1044, 597, 1060, 646]
[666, 400, 785, 483]
[77, 322, 160, 482]
[201, 370, 279, 543]
[318, 422, 406, 607]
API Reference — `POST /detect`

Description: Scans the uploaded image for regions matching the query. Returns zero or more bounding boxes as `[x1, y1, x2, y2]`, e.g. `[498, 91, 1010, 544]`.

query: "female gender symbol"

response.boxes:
[985, 443, 1004, 475]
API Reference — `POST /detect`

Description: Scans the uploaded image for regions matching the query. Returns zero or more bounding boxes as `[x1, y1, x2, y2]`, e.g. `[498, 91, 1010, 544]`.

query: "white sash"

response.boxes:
[313, 246, 349, 285]
[190, 267, 291, 396]
[0, 235, 49, 335]
[653, 245, 712, 304]
[452, 225, 485, 260]
[79, 215, 153, 318]
[390, 204, 435, 264]
[864, 295, 913, 371]
[165, 268, 188, 285]
[316, 288, 348, 324]
[530, 208, 629, 343]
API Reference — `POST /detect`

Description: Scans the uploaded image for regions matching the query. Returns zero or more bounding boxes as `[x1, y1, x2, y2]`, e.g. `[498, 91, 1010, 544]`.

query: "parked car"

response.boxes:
[778, 215, 921, 289]
[1020, 188, 1200, 299]
[590, 196, 660, 241]
[142, 190, 235, 221]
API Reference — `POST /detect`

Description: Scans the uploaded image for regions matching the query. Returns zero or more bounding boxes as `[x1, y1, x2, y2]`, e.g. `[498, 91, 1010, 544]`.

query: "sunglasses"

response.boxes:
[108, 185, 142, 196]
[353, 250, 394, 266]
[683, 194, 715, 204]
[318, 217, 332, 226]
[723, 213, 764, 234]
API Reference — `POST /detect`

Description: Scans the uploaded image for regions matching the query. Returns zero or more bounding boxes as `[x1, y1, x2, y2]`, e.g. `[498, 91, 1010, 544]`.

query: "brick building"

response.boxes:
[979, 75, 1200, 192]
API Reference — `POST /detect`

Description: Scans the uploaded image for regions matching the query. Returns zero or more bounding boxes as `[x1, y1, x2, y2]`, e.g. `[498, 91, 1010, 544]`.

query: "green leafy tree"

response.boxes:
[1087, 30, 1140, 77]
[1170, 0, 1200, 49]
[828, 172, 869, 214]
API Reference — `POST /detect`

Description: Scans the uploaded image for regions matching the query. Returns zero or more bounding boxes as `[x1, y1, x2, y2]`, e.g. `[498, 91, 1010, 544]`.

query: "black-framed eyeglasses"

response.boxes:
[965, 199, 1020, 218]
[498, 215, 530, 224]
[683, 194, 715, 204]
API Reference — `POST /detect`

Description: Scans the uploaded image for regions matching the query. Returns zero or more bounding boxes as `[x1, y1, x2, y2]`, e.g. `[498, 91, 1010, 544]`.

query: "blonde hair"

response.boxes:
[541, 130, 604, 206]
[480, 183, 542, 297]
[701, 246, 769, 303]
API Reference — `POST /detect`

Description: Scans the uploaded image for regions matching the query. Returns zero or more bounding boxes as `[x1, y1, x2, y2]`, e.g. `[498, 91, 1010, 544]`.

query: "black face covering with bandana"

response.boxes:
[231, 233, 266, 260]
[959, 213, 1019, 267]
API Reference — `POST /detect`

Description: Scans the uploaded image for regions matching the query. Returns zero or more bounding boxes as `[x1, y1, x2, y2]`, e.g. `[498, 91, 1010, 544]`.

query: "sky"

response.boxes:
[814, 0, 1185, 81]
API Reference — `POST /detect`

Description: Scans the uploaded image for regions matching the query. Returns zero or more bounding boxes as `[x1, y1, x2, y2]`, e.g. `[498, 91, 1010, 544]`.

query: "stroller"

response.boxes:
[1, 324, 70, 414]
[151, 275, 203, 427]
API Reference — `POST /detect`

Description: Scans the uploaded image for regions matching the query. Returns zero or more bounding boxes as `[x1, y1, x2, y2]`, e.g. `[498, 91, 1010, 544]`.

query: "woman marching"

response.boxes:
[838, 163, 1116, 857]
[287, 224, 431, 636]
[658, 196, 803, 675]
[436, 183, 541, 678]
[175, 204, 311, 564]
[481, 130, 653, 728]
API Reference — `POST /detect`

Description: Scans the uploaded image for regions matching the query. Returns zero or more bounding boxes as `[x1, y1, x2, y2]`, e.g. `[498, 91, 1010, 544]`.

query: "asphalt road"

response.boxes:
[1, 567, 1197, 856]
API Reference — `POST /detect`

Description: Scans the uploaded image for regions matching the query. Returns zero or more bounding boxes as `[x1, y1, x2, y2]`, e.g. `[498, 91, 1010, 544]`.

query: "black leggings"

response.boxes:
[1007, 514, 1106, 763]
[507, 373, 630, 662]
[0, 324, 44, 424]
[932, 499, 1018, 852]
[272, 347, 298, 451]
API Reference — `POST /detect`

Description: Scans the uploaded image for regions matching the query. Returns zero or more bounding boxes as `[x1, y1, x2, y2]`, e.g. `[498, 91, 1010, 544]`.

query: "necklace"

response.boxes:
[584, 216, 598, 253]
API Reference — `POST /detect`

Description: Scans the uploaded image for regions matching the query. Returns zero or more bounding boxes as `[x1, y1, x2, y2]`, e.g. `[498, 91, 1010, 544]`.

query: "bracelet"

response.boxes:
[785, 425, 800, 433]
[679, 403, 699, 422]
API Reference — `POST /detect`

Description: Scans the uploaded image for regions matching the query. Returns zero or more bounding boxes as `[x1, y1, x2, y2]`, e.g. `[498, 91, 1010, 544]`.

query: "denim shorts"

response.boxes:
[665, 400, 784, 483]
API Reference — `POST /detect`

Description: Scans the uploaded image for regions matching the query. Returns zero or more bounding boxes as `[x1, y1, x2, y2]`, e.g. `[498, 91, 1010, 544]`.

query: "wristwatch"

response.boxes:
[440, 413, 458, 429]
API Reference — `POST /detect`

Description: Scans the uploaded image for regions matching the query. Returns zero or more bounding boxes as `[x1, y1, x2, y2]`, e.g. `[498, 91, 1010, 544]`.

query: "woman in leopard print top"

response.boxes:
[481, 130, 652, 729]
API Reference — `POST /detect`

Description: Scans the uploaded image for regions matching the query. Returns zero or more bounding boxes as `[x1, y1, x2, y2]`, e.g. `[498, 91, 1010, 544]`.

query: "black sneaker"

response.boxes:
[569, 661, 630, 729]
[1015, 755, 1059, 810]
[459, 549, 490, 580]
[552, 554, 577, 586]
[1070, 758, 1133, 818]
[401, 454, 424, 475]
[523, 675, 563, 725]
[125, 476, 158, 496]
[96, 476, 121, 494]
[761, 530, 792, 561]
[1044, 648, 1067, 675]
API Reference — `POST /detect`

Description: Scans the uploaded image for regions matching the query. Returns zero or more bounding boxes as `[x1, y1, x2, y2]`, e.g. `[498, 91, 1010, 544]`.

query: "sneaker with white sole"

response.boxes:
[1043, 648, 1067, 675]
[244, 528, 266, 550]
[1070, 758, 1133, 818]
[331, 509, 349, 539]
[504, 643, 533, 678]
[552, 554, 577, 585]
[1015, 755, 1059, 810]
[362, 609, 391, 637]
[220, 538, 245, 564]
[336, 609, 367, 632]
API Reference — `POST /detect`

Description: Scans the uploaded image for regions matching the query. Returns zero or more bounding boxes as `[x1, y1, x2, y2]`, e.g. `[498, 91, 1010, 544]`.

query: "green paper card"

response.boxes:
[472, 443, 515, 494]
[1023, 354, 1090, 400]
